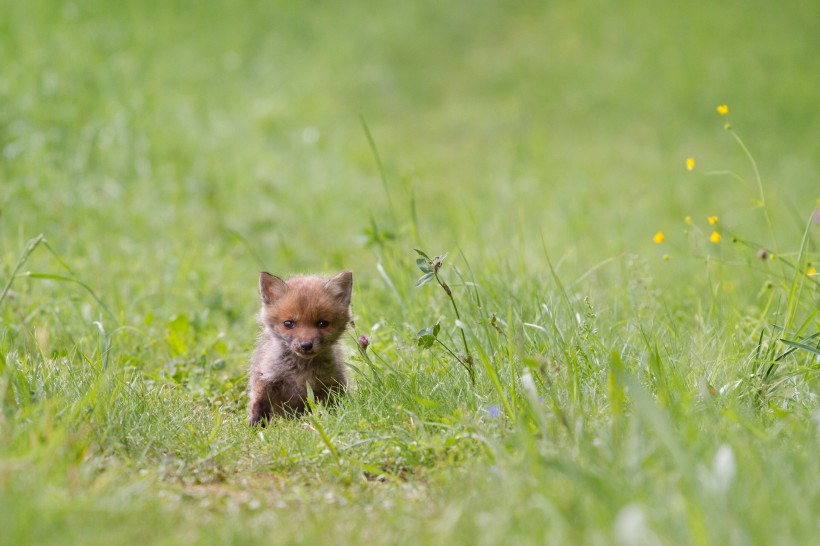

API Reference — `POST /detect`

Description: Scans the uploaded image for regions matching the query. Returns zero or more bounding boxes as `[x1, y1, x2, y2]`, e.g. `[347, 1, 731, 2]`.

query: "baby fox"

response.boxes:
[248, 270, 352, 425]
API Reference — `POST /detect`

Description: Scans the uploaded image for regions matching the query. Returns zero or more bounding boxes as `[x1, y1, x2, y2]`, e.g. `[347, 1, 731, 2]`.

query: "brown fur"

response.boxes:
[248, 270, 352, 425]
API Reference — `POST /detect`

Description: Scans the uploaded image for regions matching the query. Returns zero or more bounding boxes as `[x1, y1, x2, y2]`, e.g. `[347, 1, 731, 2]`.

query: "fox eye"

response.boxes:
[283, 320, 295, 329]
[316, 320, 329, 329]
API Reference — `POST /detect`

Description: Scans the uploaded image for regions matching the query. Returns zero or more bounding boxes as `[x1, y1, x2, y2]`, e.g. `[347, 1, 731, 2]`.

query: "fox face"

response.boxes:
[259, 271, 352, 359]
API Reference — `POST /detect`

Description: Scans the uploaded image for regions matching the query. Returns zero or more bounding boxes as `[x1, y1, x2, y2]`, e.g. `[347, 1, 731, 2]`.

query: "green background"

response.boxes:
[2, 1, 818, 544]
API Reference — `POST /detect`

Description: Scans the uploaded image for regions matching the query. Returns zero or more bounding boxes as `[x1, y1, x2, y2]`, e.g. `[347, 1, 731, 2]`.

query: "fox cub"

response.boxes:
[248, 270, 352, 425]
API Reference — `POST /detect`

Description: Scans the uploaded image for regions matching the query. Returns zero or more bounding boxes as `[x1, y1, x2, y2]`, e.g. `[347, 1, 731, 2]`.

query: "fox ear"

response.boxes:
[259, 272, 288, 305]
[325, 270, 353, 307]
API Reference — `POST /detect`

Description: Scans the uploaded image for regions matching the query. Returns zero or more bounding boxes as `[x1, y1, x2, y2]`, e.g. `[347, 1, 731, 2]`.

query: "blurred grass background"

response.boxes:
[4, 0, 818, 266]
[1, 0, 819, 544]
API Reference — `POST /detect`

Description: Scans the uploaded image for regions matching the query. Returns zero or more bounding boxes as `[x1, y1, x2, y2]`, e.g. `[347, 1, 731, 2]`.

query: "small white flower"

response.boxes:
[615, 503, 658, 545]
[520, 370, 537, 399]
[712, 444, 736, 493]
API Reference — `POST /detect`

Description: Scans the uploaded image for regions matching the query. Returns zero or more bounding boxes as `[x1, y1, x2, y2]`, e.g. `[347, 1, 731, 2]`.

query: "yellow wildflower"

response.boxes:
[652, 231, 665, 244]
[684, 216, 693, 225]
[717, 104, 729, 115]
[708, 216, 719, 225]
[686, 157, 695, 171]
[710, 231, 721, 243]
[809, 266, 817, 277]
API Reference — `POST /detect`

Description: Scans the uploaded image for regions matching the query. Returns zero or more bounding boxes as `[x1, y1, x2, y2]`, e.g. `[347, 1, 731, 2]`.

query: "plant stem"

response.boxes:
[728, 128, 778, 253]
[0, 234, 46, 307]
[434, 270, 475, 384]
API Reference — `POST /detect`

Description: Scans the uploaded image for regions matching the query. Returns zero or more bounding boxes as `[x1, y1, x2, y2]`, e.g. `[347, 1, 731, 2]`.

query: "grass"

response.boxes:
[2, 0, 819, 544]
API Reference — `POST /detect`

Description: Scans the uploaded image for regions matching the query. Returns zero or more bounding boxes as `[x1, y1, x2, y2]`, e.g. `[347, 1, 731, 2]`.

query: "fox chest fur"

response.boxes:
[248, 271, 352, 425]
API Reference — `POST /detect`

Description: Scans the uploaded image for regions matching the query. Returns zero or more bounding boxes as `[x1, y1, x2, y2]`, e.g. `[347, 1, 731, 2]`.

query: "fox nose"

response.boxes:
[299, 341, 314, 351]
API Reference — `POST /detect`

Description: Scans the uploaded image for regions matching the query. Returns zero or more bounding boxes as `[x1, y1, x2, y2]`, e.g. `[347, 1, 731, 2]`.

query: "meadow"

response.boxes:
[1, 0, 819, 544]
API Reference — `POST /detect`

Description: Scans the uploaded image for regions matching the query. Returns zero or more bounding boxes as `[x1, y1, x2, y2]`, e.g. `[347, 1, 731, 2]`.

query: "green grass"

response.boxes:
[2, 0, 819, 544]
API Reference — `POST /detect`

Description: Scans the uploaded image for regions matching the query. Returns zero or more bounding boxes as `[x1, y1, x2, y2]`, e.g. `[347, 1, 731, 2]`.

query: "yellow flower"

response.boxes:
[652, 231, 665, 244]
[708, 216, 719, 225]
[684, 216, 693, 225]
[809, 266, 818, 277]
[710, 231, 721, 243]
[717, 104, 729, 115]
[686, 157, 695, 171]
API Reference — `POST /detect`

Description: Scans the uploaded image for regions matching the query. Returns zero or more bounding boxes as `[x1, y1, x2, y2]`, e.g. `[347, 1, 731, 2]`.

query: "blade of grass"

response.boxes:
[0, 234, 45, 307]
[23, 273, 117, 323]
[360, 115, 397, 225]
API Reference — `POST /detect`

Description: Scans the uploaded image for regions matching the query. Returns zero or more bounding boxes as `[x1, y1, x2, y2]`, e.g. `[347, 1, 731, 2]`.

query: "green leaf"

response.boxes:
[211, 338, 228, 356]
[416, 258, 433, 273]
[416, 272, 434, 287]
[413, 396, 438, 407]
[22, 272, 74, 282]
[417, 327, 436, 349]
[413, 248, 430, 259]
[166, 331, 188, 356]
[168, 314, 191, 336]
[212, 358, 227, 370]
[166, 314, 191, 356]
[780, 338, 820, 356]
[608, 350, 626, 419]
